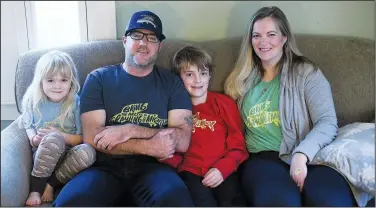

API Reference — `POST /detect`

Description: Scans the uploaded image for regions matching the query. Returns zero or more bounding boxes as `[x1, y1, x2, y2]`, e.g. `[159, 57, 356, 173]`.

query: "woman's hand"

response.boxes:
[290, 152, 308, 192]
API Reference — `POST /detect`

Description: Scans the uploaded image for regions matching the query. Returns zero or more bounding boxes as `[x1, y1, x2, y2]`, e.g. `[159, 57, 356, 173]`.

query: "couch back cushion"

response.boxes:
[15, 35, 374, 126]
[295, 35, 375, 126]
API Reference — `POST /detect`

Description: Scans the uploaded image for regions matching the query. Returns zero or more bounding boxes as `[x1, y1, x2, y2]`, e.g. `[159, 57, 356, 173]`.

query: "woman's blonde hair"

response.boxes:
[19, 50, 80, 130]
[224, 6, 315, 107]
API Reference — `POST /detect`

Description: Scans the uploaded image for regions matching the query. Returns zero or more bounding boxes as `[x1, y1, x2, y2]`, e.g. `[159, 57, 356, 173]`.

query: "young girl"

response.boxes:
[19, 50, 96, 206]
[161, 46, 249, 206]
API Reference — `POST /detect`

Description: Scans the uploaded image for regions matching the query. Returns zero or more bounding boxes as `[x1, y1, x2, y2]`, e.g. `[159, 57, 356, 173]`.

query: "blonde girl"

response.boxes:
[19, 50, 96, 206]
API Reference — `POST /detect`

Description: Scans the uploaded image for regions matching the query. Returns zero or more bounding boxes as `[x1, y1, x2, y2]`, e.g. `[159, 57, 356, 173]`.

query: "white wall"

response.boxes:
[86, 1, 117, 41]
[1, 1, 25, 120]
[115, 1, 375, 41]
[1, 1, 116, 120]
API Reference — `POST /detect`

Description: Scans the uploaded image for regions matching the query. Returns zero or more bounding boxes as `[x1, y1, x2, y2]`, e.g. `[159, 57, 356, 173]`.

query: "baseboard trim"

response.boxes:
[1, 103, 20, 120]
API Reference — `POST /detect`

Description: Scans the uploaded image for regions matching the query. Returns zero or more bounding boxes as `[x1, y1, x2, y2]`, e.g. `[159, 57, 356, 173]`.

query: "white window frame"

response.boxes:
[23, 1, 116, 50]
[24, 1, 89, 49]
[14, 1, 29, 54]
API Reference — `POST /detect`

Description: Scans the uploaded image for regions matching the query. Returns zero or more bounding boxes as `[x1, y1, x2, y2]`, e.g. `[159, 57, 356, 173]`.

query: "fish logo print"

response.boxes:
[137, 15, 157, 28]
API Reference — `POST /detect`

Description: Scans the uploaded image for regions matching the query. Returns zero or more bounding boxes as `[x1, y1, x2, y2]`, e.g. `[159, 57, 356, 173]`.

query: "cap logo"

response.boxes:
[136, 15, 157, 28]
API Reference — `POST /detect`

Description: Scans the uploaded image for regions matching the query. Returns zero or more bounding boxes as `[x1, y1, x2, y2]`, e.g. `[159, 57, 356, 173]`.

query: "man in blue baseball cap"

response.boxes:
[53, 10, 194, 207]
[125, 10, 166, 41]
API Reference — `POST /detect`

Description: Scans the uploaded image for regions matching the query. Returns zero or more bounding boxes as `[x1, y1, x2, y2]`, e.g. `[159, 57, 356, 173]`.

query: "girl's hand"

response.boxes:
[37, 126, 61, 136]
[32, 135, 43, 146]
[202, 168, 224, 188]
[290, 152, 308, 192]
[36, 130, 47, 141]
[44, 126, 62, 134]
[36, 126, 64, 143]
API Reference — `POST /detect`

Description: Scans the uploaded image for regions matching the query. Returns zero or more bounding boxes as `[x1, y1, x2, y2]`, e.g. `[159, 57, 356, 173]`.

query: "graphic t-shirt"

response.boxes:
[80, 64, 192, 165]
[22, 94, 82, 135]
[80, 64, 192, 128]
[241, 74, 282, 153]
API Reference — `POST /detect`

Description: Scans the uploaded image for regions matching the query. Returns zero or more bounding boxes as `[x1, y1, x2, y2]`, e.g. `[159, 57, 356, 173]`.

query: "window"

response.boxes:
[25, 1, 88, 49]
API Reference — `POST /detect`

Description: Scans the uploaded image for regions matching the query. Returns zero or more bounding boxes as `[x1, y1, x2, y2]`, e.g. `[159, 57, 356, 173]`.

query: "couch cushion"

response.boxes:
[295, 35, 375, 126]
[312, 122, 375, 206]
[198, 37, 243, 93]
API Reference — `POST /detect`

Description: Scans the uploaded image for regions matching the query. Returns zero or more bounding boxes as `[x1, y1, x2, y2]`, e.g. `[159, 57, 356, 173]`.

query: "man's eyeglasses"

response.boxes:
[127, 31, 160, 43]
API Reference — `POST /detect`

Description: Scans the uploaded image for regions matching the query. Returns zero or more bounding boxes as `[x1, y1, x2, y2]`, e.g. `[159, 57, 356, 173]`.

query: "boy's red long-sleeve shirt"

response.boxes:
[162, 91, 249, 180]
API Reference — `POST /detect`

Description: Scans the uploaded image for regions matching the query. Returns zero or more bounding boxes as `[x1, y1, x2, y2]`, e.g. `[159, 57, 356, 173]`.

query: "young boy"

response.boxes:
[161, 45, 248, 206]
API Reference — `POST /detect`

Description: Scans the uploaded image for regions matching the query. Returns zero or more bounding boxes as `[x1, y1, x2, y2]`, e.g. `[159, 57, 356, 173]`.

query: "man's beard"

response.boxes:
[127, 52, 158, 69]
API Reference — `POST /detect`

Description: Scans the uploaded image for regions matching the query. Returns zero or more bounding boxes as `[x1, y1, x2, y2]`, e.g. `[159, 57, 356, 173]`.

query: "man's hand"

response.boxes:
[94, 125, 132, 150]
[202, 168, 224, 188]
[290, 152, 308, 192]
[147, 128, 176, 159]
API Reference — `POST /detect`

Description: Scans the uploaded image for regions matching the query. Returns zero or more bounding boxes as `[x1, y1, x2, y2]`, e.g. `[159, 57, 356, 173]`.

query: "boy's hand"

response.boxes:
[202, 168, 224, 188]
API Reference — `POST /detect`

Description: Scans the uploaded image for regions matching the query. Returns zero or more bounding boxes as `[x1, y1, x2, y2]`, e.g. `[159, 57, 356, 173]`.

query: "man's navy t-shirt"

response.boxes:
[80, 64, 192, 128]
[79, 64, 192, 175]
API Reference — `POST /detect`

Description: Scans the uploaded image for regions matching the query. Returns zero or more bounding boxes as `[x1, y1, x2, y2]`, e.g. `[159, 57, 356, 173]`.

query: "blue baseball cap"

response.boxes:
[125, 10, 166, 41]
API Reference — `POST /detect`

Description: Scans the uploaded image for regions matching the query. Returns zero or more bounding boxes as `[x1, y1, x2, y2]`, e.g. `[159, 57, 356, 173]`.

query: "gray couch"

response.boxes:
[1, 35, 374, 206]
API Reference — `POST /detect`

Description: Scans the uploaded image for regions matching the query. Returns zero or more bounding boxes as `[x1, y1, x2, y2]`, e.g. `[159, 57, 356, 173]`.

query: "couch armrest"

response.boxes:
[1, 117, 32, 206]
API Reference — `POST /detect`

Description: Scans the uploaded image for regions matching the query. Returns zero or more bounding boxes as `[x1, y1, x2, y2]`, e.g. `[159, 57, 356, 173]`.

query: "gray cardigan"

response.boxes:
[278, 62, 338, 164]
[277, 62, 371, 207]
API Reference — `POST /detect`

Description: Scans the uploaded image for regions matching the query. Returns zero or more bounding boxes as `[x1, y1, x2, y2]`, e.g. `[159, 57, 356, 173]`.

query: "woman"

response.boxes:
[224, 6, 356, 206]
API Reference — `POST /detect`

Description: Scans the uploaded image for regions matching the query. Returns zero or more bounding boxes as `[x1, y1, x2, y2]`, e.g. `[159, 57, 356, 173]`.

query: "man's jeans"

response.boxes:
[53, 154, 194, 206]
